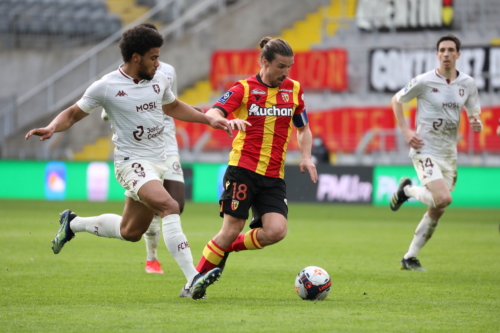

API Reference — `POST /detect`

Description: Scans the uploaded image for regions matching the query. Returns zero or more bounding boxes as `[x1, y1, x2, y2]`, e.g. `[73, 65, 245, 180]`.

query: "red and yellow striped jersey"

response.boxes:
[213, 74, 306, 179]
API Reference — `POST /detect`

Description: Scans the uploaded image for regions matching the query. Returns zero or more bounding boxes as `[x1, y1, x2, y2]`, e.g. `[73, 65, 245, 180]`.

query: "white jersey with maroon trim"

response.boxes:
[396, 69, 481, 159]
[158, 61, 179, 155]
[77, 67, 176, 167]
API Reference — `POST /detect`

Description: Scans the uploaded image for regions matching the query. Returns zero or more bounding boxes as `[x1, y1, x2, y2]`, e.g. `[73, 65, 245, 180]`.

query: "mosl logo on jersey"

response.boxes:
[136, 101, 157, 112]
[248, 103, 293, 117]
[217, 91, 233, 105]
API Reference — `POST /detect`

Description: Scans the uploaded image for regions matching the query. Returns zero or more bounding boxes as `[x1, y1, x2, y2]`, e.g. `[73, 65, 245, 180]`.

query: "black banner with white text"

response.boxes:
[369, 46, 500, 93]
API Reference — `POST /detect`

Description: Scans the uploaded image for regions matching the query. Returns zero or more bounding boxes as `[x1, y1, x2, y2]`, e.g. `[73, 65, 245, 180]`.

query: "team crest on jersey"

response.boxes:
[231, 199, 239, 210]
[459, 89, 464, 96]
[152, 84, 160, 94]
[281, 93, 289, 102]
[225, 181, 230, 189]
[217, 91, 233, 105]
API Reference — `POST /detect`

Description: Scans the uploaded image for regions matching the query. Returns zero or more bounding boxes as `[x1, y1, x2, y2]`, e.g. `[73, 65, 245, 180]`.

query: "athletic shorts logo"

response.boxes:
[217, 91, 233, 105]
[231, 199, 239, 210]
[153, 84, 160, 94]
[281, 93, 289, 102]
[225, 181, 230, 189]
[172, 161, 181, 172]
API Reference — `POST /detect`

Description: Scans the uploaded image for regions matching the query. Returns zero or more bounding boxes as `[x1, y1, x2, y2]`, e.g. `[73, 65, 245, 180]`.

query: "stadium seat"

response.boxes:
[0, 13, 10, 33]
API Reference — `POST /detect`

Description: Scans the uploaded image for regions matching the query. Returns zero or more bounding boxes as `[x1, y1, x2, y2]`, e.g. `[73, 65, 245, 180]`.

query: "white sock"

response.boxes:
[404, 185, 436, 208]
[144, 215, 161, 261]
[162, 214, 198, 283]
[404, 213, 438, 259]
[70, 214, 124, 240]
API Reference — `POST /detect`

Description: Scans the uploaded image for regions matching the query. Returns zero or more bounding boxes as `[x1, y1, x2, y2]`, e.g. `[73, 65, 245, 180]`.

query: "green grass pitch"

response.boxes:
[1, 200, 499, 332]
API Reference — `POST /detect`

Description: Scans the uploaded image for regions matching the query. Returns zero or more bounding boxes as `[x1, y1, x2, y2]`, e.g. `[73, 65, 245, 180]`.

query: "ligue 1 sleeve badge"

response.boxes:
[231, 199, 239, 210]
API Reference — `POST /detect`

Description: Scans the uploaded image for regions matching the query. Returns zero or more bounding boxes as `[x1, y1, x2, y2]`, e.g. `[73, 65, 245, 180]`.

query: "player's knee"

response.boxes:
[155, 197, 180, 216]
[435, 194, 452, 208]
[266, 225, 287, 244]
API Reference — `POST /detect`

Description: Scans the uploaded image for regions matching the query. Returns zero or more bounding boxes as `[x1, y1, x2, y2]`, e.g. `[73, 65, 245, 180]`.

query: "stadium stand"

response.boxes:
[1, 0, 499, 166]
[1, 0, 122, 47]
[72, 0, 348, 161]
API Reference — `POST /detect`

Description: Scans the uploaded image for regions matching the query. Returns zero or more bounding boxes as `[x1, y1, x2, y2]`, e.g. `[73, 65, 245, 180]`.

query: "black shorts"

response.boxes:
[219, 166, 288, 229]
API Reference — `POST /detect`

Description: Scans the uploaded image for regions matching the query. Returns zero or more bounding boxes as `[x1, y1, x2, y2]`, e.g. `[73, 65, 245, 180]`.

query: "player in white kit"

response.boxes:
[25, 26, 231, 295]
[101, 23, 196, 276]
[389, 35, 483, 271]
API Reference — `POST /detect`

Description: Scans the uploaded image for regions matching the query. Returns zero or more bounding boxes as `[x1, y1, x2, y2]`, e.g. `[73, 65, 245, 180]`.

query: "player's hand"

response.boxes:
[299, 157, 317, 183]
[208, 117, 232, 138]
[25, 127, 55, 141]
[470, 118, 483, 133]
[403, 129, 424, 149]
[228, 119, 252, 131]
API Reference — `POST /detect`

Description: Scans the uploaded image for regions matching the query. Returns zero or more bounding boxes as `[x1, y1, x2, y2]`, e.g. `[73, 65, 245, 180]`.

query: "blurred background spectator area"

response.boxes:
[0, 0, 499, 166]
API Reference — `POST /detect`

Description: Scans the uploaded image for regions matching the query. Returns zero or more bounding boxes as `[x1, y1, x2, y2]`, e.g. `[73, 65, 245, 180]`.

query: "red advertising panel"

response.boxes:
[210, 49, 348, 92]
[292, 107, 396, 152]
[174, 106, 500, 153]
[174, 107, 395, 152]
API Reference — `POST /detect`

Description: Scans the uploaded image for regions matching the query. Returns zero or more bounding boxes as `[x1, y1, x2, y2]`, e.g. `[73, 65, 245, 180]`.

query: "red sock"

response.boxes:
[195, 239, 226, 274]
[228, 228, 264, 252]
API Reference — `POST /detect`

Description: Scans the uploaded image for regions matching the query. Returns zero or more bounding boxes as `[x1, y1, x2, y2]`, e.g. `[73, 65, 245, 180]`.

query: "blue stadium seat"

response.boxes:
[5, 0, 121, 44]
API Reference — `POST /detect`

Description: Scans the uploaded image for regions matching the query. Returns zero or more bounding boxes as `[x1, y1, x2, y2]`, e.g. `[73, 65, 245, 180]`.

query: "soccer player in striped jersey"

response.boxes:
[25, 26, 231, 294]
[186, 37, 318, 300]
[390, 34, 482, 271]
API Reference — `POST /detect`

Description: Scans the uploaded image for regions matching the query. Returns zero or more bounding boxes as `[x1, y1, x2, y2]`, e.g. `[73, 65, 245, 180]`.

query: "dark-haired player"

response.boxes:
[186, 36, 318, 299]
[390, 34, 482, 271]
[25, 25, 231, 294]
[101, 23, 194, 276]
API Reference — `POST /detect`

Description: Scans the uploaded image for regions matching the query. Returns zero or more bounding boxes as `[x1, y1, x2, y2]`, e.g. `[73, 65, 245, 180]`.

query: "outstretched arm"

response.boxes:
[296, 124, 317, 183]
[163, 100, 233, 137]
[25, 104, 89, 141]
[206, 107, 251, 131]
